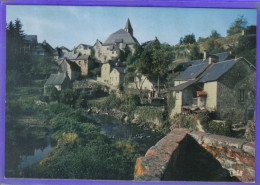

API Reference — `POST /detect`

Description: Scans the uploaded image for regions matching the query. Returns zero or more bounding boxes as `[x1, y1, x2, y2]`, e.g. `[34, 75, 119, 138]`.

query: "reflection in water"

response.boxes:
[19, 132, 54, 168]
[88, 113, 163, 153]
[6, 113, 163, 177]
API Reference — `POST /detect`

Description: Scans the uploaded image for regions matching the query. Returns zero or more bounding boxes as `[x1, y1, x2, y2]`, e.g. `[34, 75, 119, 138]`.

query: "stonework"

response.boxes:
[134, 128, 255, 182]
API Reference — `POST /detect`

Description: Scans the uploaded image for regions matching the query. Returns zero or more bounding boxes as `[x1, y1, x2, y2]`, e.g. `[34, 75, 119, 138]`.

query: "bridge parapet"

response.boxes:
[134, 128, 255, 182]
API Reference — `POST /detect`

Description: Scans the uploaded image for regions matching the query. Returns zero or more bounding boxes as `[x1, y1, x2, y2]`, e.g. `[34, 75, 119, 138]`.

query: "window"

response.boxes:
[239, 89, 245, 102]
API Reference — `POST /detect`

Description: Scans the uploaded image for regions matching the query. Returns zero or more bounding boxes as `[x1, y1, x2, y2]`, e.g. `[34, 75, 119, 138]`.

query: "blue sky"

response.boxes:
[6, 5, 257, 50]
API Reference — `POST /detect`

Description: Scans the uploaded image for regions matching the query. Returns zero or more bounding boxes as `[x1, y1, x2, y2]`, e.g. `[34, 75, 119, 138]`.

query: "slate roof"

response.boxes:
[59, 59, 81, 73]
[199, 58, 241, 82]
[104, 29, 138, 45]
[174, 63, 208, 80]
[60, 51, 80, 60]
[125, 18, 132, 30]
[60, 46, 70, 52]
[202, 51, 230, 63]
[114, 67, 126, 74]
[24, 35, 38, 44]
[169, 79, 197, 91]
[76, 55, 90, 60]
[45, 73, 67, 85]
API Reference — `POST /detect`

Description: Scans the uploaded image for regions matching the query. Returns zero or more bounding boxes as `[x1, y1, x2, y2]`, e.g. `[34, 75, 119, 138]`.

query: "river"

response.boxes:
[5, 112, 164, 177]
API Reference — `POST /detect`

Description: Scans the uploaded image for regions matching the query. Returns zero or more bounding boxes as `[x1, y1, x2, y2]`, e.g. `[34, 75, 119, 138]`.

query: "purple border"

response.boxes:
[0, 0, 259, 185]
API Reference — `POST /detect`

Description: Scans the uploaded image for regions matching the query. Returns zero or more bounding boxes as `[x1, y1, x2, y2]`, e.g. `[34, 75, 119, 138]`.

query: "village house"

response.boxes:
[169, 55, 256, 121]
[93, 18, 139, 63]
[74, 44, 92, 55]
[97, 60, 126, 87]
[23, 35, 38, 53]
[31, 40, 55, 56]
[58, 58, 81, 81]
[71, 55, 93, 76]
[44, 73, 71, 95]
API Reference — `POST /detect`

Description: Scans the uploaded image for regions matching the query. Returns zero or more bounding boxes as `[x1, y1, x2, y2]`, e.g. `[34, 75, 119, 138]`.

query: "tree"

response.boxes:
[210, 30, 221, 39]
[182, 34, 196, 44]
[60, 89, 76, 107]
[179, 37, 184, 45]
[227, 16, 247, 36]
[189, 43, 202, 60]
[47, 86, 60, 102]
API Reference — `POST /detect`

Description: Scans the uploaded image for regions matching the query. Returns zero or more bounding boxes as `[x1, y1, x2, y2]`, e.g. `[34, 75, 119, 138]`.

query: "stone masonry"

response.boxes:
[134, 128, 255, 182]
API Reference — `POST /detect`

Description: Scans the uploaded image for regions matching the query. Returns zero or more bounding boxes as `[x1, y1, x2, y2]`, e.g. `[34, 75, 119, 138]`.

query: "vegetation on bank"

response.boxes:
[21, 103, 142, 180]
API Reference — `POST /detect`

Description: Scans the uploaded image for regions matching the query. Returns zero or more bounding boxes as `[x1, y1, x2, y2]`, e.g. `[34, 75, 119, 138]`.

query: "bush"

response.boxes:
[170, 114, 196, 130]
[206, 120, 232, 136]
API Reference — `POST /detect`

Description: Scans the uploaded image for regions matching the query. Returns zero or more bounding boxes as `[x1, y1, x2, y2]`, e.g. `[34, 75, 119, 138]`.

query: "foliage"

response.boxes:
[227, 16, 247, 36]
[136, 42, 174, 83]
[180, 34, 196, 45]
[189, 43, 202, 60]
[210, 30, 221, 39]
[60, 89, 76, 107]
[23, 104, 141, 180]
[46, 86, 60, 102]
[206, 39, 225, 54]
[206, 121, 232, 136]
[199, 111, 232, 137]
[169, 114, 197, 130]
[233, 29, 256, 66]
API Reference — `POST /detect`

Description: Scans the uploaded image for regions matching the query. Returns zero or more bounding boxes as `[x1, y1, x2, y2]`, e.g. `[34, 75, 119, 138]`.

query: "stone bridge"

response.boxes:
[134, 128, 255, 182]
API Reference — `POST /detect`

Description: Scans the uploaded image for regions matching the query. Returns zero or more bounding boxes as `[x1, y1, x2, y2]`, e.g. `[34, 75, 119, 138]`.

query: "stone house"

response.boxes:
[74, 44, 92, 55]
[93, 18, 138, 63]
[71, 55, 93, 76]
[97, 60, 126, 87]
[170, 56, 256, 121]
[110, 67, 126, 87]
[44, 73, 71, 95]
[58, 58, 81, 81]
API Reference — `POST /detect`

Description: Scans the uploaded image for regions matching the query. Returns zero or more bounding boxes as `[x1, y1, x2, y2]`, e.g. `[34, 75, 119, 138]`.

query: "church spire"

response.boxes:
[124, 18, 133, 36]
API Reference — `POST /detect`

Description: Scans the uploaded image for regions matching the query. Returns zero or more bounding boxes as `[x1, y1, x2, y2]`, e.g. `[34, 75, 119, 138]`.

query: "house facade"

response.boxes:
[97, 60, 126, 87]
[71, 55, 93, 76]
[59, 58, 81, 81]
[44, 73, 71, 95]
[170, 56, 256, 121]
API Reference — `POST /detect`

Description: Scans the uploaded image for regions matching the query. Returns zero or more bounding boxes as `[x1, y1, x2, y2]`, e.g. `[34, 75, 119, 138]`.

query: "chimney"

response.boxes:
[203, 50, 208, 60]
[209, 55, 218, 64]
[235, 55, 238, 60]
[229, 50, 232, 55]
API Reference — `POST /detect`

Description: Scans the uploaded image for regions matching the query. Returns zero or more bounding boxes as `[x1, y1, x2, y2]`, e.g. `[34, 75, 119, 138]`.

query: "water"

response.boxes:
[6, 112, 163, 177]
[88, 113, 163, 153]
[18, 132, 54, 168]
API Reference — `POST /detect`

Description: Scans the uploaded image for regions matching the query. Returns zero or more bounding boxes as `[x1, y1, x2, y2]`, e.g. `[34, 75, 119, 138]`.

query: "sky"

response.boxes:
[6, 5, 257, 50]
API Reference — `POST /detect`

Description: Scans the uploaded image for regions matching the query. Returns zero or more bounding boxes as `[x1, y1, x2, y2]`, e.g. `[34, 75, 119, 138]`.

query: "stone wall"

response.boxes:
[217, 60, 256, 121]
[134, 128, 255, 182]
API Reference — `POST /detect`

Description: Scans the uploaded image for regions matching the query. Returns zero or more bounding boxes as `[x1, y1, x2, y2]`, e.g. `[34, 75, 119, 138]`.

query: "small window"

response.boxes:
[239, 89, 245, 102]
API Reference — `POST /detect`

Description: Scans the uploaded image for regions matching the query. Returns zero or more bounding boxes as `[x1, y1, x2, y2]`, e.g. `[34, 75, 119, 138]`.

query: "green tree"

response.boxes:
[189, 43, 202, 60]
[47, 86, 60, 102]
[182, 34, 196, 44]
[210, 30, 221, 39]
[60, 89, 76, 107]
[227, 16, 247, 36]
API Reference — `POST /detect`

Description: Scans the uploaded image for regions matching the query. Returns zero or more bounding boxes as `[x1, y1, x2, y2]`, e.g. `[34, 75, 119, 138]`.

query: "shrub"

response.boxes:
[170, 114, 196, 130]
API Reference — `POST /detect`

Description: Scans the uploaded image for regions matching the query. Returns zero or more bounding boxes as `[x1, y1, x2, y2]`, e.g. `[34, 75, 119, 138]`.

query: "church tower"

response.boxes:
[124, 18, 133, 36]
